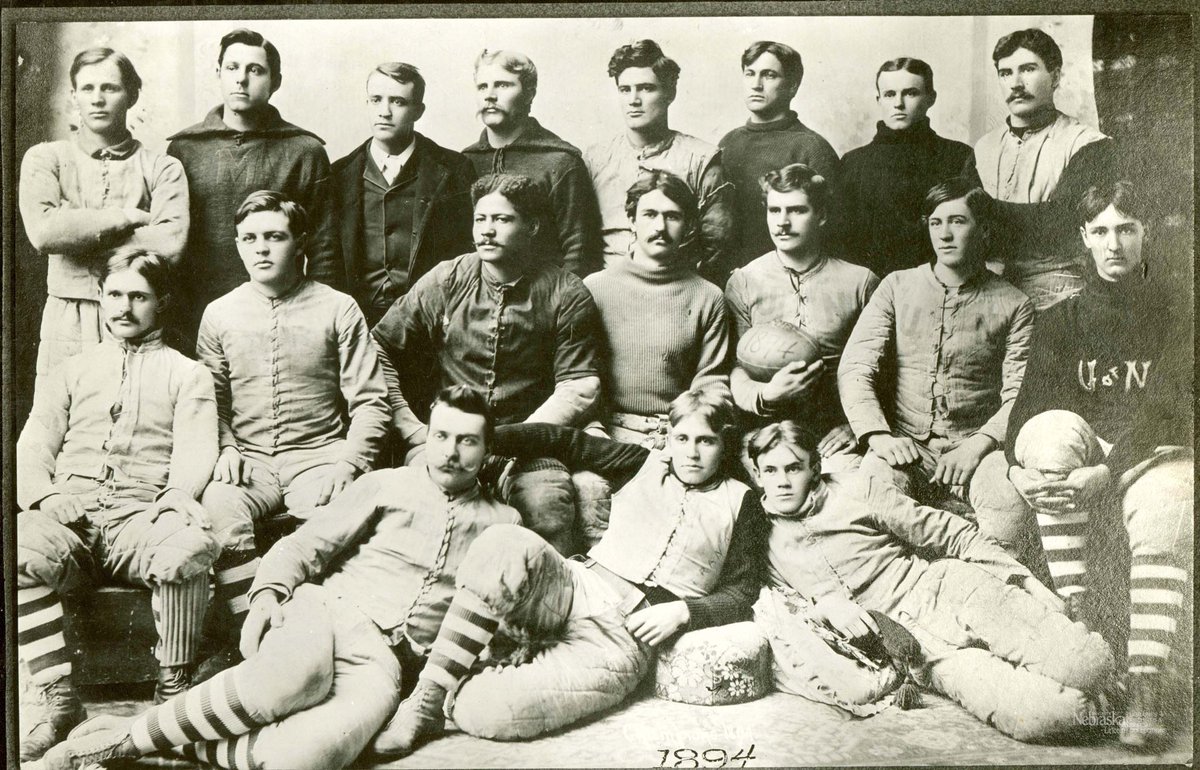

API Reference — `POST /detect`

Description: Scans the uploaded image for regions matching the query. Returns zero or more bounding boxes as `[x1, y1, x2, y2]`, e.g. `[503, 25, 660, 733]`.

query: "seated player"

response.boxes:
[196, 190, 390, 653]
[37, 387, 522, 770]
[373, 173, 602, 556]
[372, 387, 759, 756]
[1006, 181, 1193, 751]
[837, 178, 1035, 565]
[577, 171, 732, 546]
[586, 171, 731, 446]
[726, 163, 879, 475]
[747, 421, 1116, 742]
[17, 249, 219, 760]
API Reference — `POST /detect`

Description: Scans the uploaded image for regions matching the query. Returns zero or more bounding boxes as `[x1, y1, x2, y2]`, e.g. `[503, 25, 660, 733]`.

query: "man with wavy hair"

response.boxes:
[586, 39, 735, 284]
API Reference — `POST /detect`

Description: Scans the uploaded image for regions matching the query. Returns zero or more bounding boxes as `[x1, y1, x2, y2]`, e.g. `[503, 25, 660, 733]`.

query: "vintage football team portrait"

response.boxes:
[1, 3, 1193, 768]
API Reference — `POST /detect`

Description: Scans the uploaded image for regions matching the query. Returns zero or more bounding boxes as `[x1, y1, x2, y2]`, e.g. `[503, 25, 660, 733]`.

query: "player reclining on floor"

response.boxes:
[35, 386, 521, 770]
[746, 420, 1118, 742]
[370, 386, 761, 756]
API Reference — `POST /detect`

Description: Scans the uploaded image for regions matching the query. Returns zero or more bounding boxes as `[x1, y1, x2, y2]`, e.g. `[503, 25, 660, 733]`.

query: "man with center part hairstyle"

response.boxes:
[372, 388, 760, 756]
[838, 178, 1036, 569]
[372, 173, 601, 556]
[1004, 182, 1193, 752]
[16, 249, 218, 761]
[38, 387, 523, 770]
[196, 191, 390, 664]
[744, 421, 1117, 742]
[462, 49, 602, 278]
[19, 47, 188, 390]
[168, 28, 339, 350]
[828, 57, 973, 277]
[586, 39, 736, 285]
[726, 164, 879, 475]
[964, 28, 1115, 310]
[720, 41, 839, 270]
[578, 171, 732, 547]
[333, 62, 476, 327]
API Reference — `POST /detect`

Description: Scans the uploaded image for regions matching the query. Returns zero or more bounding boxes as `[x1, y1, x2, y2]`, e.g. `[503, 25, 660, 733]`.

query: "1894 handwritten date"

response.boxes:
[657, 746, 757, 767]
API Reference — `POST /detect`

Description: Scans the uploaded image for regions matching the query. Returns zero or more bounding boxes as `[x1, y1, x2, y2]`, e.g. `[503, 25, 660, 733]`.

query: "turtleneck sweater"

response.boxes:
[1006, 267, 1192, 476]
[719, 110, 840, 267]
[829, 118, 972, 277]
[584, 255, 731, 417]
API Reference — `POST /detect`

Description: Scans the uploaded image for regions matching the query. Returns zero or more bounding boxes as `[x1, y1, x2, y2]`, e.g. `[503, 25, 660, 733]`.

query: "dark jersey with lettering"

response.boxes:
[1006, 268, 1192, 476]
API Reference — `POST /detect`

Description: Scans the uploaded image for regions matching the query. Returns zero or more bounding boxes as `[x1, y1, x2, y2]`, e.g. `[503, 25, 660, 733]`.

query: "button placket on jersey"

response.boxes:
[645, 486, 691, 588]
[485, 285, 507, 405]
[269, 298, 283, 449]
[397, 499, 460, 646]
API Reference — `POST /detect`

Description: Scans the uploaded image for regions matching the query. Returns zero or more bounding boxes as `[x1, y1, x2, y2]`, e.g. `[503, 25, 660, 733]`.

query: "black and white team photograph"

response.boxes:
[2, 4, 1194, 768]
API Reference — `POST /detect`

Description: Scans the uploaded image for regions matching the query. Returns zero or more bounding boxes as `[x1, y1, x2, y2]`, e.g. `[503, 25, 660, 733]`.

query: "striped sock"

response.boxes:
[214, 550, 260, 624]
[1035, 508, 1090, 598]
[172, 732, 259, 770]
[154, 573, 211, 666]
[130, 668, 258, 754]
[422, 589, 500, 691]
[1128, 556, 1188, 675]
[18, 586, 71, 685]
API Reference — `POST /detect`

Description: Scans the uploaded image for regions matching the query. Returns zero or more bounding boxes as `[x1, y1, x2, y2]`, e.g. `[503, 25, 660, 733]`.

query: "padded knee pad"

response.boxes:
[508, 460, 577, 550]
[571, 471, 612, 550]
[16, 511, 91, 591]
[146, 522, 222, 583]
[457, 524, 573, 628]
[200, 482, 259, 551]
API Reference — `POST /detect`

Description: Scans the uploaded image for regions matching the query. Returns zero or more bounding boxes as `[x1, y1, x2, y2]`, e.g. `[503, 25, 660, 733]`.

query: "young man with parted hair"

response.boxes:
[372, 173, 601, 557]
[1005, 181, 1193, 751]
[196, 190, 390, 669]
[964, 27, 1116, 310]
[19, 47, 188, 390]
[719, 41, 839, 269]
[332, 62, 477, 327]
[168, 28, 340, 350]
[586, 39, 736, 285]
[462, 49, 603, 278]
[726, 164, 879, 474]
[38, 386, 523, 770]
[16, 248, 219, 761]
[828, 57, 973, 277]
[838, 178, 1035, 569]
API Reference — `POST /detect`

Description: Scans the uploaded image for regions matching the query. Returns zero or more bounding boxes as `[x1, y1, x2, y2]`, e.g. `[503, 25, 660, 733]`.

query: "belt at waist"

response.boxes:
[582, 558, 681, 614]
[610, 412, 670, 434]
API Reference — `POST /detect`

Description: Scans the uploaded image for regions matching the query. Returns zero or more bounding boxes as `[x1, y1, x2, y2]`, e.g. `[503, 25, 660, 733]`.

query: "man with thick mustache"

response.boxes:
[964, 28, 1115, 310]
[462, 49, 603, 278]
[373, 173, 602, 556]
[39, 386, 523, 770]
[577, 171, 732, 547]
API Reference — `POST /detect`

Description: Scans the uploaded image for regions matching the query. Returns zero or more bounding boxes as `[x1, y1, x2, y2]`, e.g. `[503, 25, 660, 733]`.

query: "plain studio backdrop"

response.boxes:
[18, 14, 1097, 162]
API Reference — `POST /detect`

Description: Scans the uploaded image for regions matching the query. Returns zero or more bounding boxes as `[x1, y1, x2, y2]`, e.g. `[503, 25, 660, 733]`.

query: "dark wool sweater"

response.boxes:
[829, 119, 972, 277]
[492, 423, 767, 630]
[719, 111, 840, 268]
[167, 106, 339, 344]
[463, 117, 603, 278]
[1006, 268, 1193, 477]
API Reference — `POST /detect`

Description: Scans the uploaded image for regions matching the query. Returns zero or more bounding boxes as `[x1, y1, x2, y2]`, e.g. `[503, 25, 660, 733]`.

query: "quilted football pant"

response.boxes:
[892, 559, 1114, 742]
[427, 524, 651, 740]
[129, 584, 400, 770]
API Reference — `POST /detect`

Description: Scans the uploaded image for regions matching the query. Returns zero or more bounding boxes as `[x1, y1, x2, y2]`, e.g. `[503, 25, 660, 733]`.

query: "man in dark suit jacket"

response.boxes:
[333, 62, 476, 326]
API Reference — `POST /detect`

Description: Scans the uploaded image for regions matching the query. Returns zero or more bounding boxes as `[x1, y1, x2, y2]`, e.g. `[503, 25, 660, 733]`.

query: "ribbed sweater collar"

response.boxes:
[870, 117, 936, 145]
[618, 251, 693, 284]
[742, 110, 801, 133]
